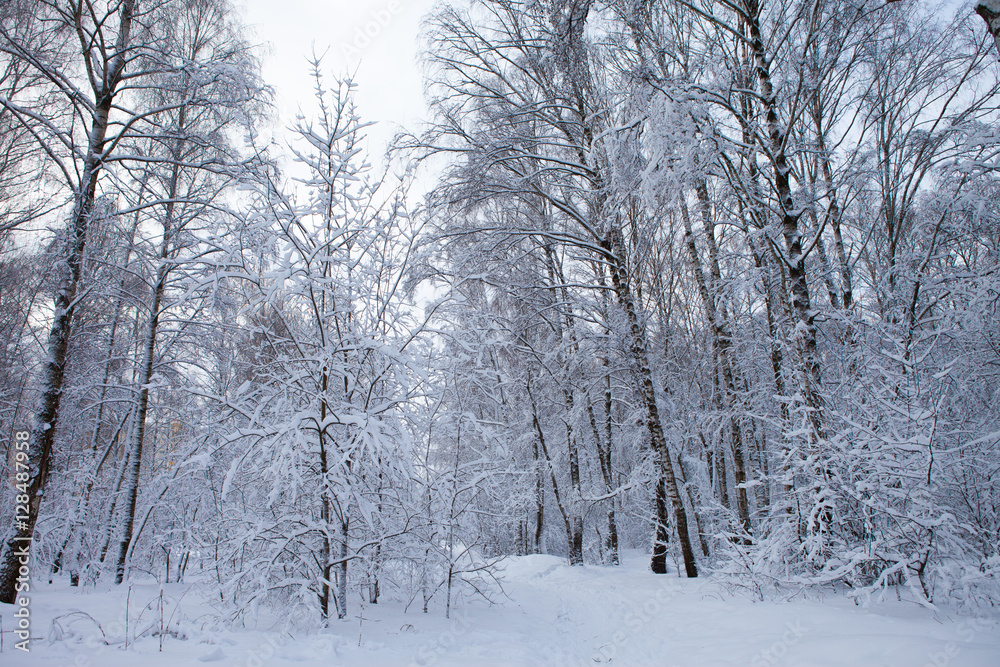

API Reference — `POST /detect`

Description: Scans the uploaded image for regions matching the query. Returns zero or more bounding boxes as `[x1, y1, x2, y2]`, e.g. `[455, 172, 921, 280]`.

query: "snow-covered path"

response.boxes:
[2, 552, 998, 666]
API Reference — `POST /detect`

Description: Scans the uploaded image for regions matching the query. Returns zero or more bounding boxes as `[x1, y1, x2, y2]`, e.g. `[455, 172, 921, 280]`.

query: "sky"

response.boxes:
[238, 0, 441, 163]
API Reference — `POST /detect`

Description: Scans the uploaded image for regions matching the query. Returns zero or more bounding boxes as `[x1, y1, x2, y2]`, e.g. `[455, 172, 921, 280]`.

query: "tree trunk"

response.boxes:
[565, 400, 584, 566]
[603, 369, 620, 565]
[605, 225, 697, 577]
[542, 244, 585, 565]
[650, 473, 671, 574]
[813, 114, 853, 312]
[588, 388, 619, 565]
[59, 211, 140, 585]
[679, 196, 752, 535]
[113, 258, 165, 583]
[113, 157, 179, 583]
[0, 0, 136, 603]
[534, 435, 545, 554]
[337, 518, 349, 620]
[527, 371, 573, 560]
[976, 3, 1000, 61]
[319, 449, 333, 622]
[94, 434, 132, 581]
[745, 0, 823, 435]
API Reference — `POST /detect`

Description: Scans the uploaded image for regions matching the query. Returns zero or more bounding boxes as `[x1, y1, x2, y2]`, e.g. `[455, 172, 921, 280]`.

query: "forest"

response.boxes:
[1, 0, 998, 633]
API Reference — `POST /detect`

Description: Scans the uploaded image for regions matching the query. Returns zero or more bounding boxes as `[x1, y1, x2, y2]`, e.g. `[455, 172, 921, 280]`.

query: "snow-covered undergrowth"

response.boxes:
[2, 551, 998, 666]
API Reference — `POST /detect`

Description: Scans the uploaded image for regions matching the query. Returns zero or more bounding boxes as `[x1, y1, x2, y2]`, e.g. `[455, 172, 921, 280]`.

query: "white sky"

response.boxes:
[238, 0, 441, 163]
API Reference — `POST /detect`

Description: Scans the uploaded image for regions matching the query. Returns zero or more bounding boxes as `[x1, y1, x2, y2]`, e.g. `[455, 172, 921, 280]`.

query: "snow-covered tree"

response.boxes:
[0, 0, 265, 601]
[213, 67, 421, 624]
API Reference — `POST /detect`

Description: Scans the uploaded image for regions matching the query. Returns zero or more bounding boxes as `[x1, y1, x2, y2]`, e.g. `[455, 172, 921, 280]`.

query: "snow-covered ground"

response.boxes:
[2, 552, 998, 666]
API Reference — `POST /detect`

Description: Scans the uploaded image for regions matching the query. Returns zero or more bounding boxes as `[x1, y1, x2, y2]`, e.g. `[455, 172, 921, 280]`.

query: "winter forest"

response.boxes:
[1, 0, 1000, 664]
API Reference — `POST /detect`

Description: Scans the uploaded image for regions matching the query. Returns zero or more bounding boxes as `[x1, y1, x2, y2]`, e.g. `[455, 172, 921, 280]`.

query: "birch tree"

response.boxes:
[0, 0, 140, 603]
[418, 0, 700, 576]
[0, 0, 265, 600]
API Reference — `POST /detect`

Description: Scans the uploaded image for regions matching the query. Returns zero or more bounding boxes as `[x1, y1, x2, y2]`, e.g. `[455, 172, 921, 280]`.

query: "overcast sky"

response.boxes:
[238, 0, 441, 161]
